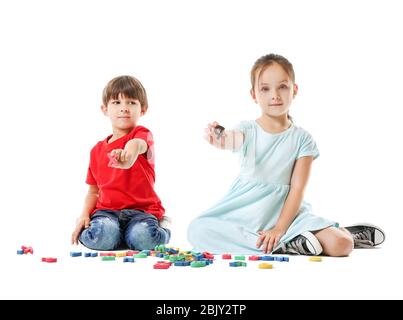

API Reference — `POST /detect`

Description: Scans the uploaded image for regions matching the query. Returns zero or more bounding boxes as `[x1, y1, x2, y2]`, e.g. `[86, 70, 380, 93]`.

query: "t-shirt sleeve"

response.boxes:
[86, 166, 97, 185]
[297, 131, 320, 160]
[85, 148, 97, 185]
[129, 126, 154, 163]
[129, 126, 153, 149]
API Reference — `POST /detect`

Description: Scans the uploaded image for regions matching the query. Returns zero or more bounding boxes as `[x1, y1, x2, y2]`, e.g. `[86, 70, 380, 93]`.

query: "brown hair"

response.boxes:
[102, 75, 148, 112]
[250, 54, 295, 91]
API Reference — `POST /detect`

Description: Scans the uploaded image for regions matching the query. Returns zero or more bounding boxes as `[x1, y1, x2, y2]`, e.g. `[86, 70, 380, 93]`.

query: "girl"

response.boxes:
[187, 54, 385, 256]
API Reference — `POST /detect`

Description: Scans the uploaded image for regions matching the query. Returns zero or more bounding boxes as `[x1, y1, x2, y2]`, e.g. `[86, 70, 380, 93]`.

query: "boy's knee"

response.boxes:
[126, 221, 169, 250]
[79, 217, 121, 251]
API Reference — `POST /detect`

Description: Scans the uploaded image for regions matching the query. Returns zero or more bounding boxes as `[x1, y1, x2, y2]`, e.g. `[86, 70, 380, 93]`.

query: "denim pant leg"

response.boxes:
[124, 212, 171, 250]
[79, 212, 122, 251]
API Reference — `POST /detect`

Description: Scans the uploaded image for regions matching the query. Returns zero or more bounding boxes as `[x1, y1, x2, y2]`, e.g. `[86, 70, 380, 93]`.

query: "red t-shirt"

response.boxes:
[86, 126, 165, 219]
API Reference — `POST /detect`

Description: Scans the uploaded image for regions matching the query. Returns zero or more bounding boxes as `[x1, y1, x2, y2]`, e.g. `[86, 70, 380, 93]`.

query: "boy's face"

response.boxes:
[251, 63, 298, 118]
[101, 93, 144, 131]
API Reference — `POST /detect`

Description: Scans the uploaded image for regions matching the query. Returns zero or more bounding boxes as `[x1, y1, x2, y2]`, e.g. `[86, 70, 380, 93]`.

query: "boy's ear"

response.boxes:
[250, 88, 257, 103]
[101, 104, 108, 115]
[293, 84, 298, 98]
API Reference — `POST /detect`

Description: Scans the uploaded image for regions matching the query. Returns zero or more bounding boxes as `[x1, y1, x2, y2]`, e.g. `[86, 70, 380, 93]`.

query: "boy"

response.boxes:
[71, 75, 171, 250]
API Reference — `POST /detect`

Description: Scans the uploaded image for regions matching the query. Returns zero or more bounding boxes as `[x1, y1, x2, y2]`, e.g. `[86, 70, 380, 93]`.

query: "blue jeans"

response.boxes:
[79, 209, 171, 251]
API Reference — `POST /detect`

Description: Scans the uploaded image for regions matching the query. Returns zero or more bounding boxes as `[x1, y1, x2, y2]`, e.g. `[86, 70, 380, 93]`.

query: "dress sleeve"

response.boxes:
[297, 131, 319, 160]
[231, 121, 256, 175]
[232, 121, 252, 156]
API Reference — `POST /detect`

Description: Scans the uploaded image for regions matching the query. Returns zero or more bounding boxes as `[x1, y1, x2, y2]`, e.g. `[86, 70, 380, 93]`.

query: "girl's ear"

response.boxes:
[250, 88, 257, 103]
[293, 84, 298, 98]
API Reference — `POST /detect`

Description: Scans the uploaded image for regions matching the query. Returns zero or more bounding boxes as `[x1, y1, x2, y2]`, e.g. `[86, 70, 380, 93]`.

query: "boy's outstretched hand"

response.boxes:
[71, 215, 90, 245]
[256, 227, 286, 254]
[108, 149, 136, 169]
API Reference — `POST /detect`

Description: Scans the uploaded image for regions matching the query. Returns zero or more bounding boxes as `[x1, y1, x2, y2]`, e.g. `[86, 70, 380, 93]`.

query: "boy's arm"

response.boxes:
[205, 122, 244, 151]
[71, 185, 99, 245]
[109, 138, 147, 169]
[256, 156, 314, 253]
[81, 184, 99, 216]
[125, 138, 148, 155]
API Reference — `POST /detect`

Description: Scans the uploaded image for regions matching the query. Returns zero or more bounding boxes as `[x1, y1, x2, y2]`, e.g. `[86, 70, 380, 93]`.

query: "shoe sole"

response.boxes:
[346, 223, 385, 246]
[300, 231, 323, 255]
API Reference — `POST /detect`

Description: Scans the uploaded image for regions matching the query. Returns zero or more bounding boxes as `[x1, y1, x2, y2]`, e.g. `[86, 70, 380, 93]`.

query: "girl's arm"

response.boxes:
[205, 121, 244, 151]
[276, 156, 313, 230]
[256, 156, 314, 253]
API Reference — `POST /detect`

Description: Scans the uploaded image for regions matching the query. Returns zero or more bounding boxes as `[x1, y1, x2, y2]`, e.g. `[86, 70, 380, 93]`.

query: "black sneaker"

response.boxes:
[272, 231, 323, 255]
[345, 223, 385, 248]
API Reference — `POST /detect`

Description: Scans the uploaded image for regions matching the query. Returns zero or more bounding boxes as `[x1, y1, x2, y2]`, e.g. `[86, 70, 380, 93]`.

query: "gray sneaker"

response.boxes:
[272, 231, 323, 256]
[345, 223, 385, 248]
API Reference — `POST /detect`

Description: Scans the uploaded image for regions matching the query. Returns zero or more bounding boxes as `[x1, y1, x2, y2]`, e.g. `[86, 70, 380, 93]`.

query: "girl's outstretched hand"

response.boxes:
[204, 121, 226, 148]
[256, 227, 286, 254]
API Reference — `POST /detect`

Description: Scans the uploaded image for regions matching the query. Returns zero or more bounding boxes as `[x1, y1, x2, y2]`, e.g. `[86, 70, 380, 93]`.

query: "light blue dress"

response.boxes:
[188, 120, 337, 254]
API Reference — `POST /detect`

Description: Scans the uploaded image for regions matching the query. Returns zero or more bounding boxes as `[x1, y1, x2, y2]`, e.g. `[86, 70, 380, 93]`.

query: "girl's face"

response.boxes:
[101, 93, 144, 131]
[251, 63, 297, 118]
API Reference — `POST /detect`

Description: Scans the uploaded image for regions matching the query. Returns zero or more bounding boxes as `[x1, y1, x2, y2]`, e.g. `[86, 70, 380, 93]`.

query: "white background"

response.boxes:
[0, 0, 402, 300]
